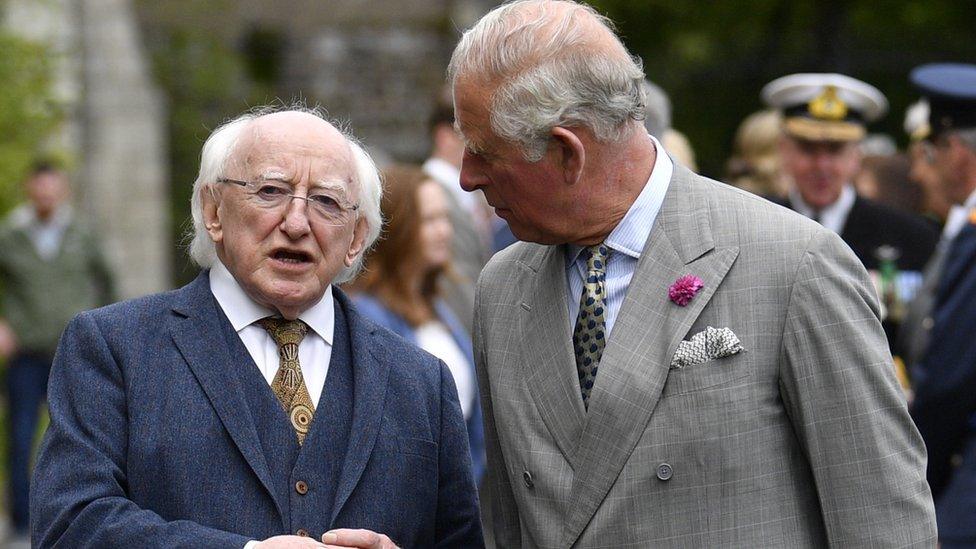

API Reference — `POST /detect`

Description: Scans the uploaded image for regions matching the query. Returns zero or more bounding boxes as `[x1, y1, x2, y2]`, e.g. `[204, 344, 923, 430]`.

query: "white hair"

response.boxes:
[447, 0, 646, 161]
[187, 105, 383, 284]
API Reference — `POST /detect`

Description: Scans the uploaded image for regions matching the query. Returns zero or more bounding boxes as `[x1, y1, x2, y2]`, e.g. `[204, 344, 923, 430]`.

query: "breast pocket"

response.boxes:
[662, 353, 751, 396]
[396, 435, 438, 462]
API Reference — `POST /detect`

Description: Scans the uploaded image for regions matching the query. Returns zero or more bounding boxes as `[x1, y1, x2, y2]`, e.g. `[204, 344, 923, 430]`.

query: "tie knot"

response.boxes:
[258, 317, 309, 347]
[584, 244, 610, 274]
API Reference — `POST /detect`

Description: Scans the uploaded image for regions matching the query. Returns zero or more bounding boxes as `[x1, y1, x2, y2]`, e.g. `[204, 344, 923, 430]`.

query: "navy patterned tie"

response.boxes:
[573, 244, 610, 409]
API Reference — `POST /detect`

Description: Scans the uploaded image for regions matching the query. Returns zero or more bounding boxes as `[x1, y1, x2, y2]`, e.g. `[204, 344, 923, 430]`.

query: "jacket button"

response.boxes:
[656, 463, 673, 481]
[522, 470, 534, 488]
[295, 480, 308, 495]
[296, 529, 309, 537]
[922, 316, 934, 330]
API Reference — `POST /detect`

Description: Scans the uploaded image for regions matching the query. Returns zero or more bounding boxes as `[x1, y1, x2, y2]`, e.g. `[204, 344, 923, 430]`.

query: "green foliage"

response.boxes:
[590, 0, 976, 178]
[0, 31, 62, 215]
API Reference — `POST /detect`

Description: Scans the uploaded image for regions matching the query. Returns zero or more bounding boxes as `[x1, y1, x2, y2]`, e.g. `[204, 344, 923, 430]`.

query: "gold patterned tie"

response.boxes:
[258, 317, 315, 445]
[573, 244, 610, 409]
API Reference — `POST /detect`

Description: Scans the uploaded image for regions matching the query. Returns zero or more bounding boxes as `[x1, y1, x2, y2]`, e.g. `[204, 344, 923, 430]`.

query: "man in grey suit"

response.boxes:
[449, 1, 937, 546]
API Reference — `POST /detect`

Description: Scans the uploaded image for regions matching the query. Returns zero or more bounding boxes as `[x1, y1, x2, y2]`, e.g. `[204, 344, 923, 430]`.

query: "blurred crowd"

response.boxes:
[1, 25, 975, 546]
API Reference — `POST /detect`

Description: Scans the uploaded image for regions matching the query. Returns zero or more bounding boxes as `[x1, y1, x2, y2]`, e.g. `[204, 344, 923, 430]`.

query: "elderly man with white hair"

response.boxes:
[30, 106, 483, 549]
[451, 1, 936, 547]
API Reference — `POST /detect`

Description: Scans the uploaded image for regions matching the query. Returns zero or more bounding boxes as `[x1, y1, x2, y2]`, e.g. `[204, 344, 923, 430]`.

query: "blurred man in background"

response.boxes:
[764, 73, 939, 346]
[907, 62, 976, 549]
[0, 161, 115, 544]
[899, 97, 972, 376]
[765, 73, 938, 272]
[423, 89, 493, 332]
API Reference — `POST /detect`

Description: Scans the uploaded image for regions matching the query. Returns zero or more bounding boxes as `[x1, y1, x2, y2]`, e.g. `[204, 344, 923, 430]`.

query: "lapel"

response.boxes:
[518, 243, 587, 461]
[168, 272, 284, 520]
[561, 163, 740, 546]
[329, 288, 392, 523]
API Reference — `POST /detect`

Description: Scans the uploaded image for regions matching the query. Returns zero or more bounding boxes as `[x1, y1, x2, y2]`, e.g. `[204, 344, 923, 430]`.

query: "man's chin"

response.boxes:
[252, 281, 326, 318]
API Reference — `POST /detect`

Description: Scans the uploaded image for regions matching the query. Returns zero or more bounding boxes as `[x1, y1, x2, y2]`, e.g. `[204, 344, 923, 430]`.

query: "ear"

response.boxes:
[344, 216, 369, 267]
[200, 184, 224, 244]
[550, 127, 586, 185]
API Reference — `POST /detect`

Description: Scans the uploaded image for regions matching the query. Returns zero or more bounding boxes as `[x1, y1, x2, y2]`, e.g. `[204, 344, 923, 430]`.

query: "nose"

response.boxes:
[279, 196, 312, 238]
[810, 151, 832, 172]
[459, 151, 484, 192]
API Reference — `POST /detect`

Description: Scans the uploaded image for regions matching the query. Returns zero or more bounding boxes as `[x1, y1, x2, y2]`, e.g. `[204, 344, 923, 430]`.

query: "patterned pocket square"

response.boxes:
[670, 326, 743, 369]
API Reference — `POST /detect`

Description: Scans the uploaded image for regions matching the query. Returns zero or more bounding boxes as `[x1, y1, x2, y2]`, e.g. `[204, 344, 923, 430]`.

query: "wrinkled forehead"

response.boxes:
[229, 112, 357, 191]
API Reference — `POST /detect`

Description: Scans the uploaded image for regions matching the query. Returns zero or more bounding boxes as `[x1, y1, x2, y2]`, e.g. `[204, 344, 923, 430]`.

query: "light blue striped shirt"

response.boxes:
[566, 136, 673, 335]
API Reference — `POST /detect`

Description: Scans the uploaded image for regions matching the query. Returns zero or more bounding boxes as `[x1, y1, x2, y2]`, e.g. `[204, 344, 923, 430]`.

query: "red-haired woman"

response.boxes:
[348, 165, 485, 484]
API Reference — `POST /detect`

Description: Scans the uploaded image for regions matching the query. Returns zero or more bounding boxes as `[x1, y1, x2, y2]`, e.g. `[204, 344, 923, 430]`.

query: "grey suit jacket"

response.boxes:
[474, 163, 937, 548]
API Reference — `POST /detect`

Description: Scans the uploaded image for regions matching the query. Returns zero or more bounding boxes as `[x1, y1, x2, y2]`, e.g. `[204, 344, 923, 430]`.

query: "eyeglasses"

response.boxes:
[217, 177, 359, 226]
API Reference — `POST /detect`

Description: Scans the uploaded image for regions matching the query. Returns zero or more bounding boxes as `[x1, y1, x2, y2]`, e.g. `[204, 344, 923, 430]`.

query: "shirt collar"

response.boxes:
[209, 260, 335, 344]
[788, 184, 856, 234]
[964, 187, 976, 210]
[567, 134, 673, 264]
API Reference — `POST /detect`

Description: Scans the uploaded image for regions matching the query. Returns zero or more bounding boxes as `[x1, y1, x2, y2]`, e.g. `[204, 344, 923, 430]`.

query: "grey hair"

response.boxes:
[447, 0, 646, 162]
[187, 104, 383, 284]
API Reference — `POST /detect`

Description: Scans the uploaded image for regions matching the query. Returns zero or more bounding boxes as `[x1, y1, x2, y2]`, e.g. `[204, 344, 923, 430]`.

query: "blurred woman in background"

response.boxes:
[348, 164, 485, 484]
[725, 109, 790, 199]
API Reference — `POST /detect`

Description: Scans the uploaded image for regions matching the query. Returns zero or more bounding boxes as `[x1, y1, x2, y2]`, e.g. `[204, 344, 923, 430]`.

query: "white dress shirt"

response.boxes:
[565, 134, 673, 336]
[415, 321, 476, 420]
[942, 188, 976, 243]
[789, 183, 857, 235]
[209, 261, 334, 407]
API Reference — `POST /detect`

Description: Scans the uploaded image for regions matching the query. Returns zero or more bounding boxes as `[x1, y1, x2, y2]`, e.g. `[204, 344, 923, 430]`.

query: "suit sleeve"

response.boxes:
[30, 312, 253, 548]
[432, 358, 485, 548]
[472, 281, 523, 548]
[778, 229, 937, 547]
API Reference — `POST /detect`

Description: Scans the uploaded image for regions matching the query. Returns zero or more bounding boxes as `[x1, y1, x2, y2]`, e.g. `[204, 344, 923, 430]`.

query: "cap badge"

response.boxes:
[809, 86, 848, 121]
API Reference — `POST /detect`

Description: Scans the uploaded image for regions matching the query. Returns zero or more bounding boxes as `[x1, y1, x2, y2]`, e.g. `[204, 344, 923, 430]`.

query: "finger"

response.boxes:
[322, 529, 385, 548]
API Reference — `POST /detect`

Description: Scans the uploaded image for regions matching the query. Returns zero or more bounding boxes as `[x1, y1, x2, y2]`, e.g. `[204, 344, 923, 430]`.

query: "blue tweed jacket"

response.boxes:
[30, 272, 483, 548]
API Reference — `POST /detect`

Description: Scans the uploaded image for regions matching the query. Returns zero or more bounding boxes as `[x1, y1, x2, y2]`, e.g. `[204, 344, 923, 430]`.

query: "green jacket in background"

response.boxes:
[0, 209, 116, 355]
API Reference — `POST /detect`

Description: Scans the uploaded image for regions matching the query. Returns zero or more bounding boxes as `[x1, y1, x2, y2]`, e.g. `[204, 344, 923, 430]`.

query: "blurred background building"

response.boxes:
[1, 0, 496, 291]
[3, 0, 975, 288]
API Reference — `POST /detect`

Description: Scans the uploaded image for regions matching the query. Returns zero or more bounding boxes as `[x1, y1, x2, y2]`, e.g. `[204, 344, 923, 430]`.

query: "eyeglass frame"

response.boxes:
[215, 176, 360, 226]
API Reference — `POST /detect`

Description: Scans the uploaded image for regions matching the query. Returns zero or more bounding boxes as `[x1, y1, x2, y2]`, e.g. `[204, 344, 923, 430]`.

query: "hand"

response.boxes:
[254, 535, 328, 548]
[0, 320, 17, 360]
[321, 529, 398, 549]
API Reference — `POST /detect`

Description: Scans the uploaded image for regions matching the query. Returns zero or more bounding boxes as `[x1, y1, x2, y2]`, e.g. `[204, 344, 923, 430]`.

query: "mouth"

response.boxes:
[271, 248, 313, 265]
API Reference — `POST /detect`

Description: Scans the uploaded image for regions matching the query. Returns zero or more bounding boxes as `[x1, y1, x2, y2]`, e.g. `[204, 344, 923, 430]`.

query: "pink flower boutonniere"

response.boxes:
[669, 275, 704, 307]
